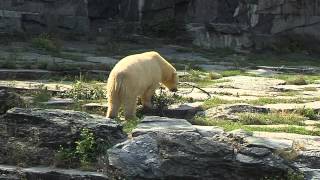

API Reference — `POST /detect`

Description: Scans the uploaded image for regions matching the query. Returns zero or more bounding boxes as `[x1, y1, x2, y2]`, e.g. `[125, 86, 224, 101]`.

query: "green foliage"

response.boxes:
[55, 128, 110, 169]
[31, 33, 61, 53]
[75, 128, 97, 166]
[61, 81, 106, 101]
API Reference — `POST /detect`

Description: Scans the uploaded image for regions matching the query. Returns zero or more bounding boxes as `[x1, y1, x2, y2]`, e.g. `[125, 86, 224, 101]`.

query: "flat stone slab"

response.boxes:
[252, 131, 320, 152]
[0, 80, 72, 92]
[218, 76, 286, 91]
[245, 136, 293, 151]
[132, 116, 196, 136]
[193, 125, 224, 137]
[41, 98, 74, 105]
[164, 102, 203, 119]
[0, 69, 57, 80]
[246, 69, 278, 76]
[0, 165, 109, 180]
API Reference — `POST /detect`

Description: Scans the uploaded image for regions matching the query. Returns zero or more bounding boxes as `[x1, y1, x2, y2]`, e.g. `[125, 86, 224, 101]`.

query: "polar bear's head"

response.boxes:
[162, 71, 178, 92]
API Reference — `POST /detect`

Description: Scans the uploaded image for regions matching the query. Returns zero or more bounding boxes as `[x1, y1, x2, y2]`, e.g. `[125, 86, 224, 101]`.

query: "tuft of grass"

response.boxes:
[237, 112, 305, 126]
[208, 72, 222, 80]
[32, 85, 52, 103]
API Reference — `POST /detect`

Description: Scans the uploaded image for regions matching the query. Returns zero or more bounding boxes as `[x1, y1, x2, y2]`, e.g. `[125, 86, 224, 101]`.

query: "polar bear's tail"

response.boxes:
[106, 72, 126, 118]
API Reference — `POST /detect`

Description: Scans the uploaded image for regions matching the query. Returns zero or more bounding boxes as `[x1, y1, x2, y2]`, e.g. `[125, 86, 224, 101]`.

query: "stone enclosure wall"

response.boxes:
[1, 0, 320, 50]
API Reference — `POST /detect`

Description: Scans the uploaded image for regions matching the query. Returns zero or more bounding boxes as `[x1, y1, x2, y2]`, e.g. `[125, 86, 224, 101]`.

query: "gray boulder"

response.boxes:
[108, 116, 295, 180]
[0, 108, 126, 166]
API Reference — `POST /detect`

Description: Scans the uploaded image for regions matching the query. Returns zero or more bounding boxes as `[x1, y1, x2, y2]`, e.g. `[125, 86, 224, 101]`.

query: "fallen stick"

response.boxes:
[178, 82, 211, 99]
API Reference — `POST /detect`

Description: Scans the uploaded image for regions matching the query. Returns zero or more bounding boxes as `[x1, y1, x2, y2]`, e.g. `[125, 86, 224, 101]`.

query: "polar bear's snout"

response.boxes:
[170, 88, 178, 92]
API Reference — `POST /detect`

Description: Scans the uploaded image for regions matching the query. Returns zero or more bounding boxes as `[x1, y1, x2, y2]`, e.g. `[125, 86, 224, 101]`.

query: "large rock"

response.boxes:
[108, 116, 296, 180]
[0, 108, 126, 166]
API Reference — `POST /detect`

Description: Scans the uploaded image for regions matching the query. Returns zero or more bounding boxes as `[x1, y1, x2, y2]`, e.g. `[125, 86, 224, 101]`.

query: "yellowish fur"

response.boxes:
[106, 51, 178, 120]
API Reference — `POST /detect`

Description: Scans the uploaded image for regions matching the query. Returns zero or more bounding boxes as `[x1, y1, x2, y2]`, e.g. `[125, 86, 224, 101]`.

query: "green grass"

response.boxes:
[202, 97, 318, 109]
[275, 74, 320, 85]
[194, 116, 320, 136]
[237, 113, 305, 126]
[220, 70, 249, 77]
[202, 97, 231, 109]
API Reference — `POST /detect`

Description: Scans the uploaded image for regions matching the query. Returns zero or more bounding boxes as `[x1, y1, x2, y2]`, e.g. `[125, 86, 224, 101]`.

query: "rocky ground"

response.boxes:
[0, 37, 320, 179]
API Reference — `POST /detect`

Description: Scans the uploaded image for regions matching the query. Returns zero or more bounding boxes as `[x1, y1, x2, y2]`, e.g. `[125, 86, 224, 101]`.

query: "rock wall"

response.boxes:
[1, 0, 320, 51]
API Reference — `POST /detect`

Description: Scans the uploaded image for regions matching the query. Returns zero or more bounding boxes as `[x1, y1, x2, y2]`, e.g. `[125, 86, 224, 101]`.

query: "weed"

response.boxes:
[286, 75, 308, 85]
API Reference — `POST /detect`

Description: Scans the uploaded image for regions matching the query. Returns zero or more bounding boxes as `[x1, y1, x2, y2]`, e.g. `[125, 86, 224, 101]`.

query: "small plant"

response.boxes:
[31, 33, 61, 53]
[296, 108, 318, 119]
[75, 128, 97, 167]
[208, 72, 222, 80]
[32, 84, 52, 103]
[55, 128, 110, 169]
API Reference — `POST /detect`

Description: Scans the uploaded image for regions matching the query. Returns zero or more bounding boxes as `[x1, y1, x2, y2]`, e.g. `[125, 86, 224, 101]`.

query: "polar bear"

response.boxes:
[106, 51, 178, 120]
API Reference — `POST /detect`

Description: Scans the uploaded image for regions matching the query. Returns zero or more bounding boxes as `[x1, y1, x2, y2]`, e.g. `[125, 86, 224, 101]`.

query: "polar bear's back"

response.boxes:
[108, 51, 164, 96]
